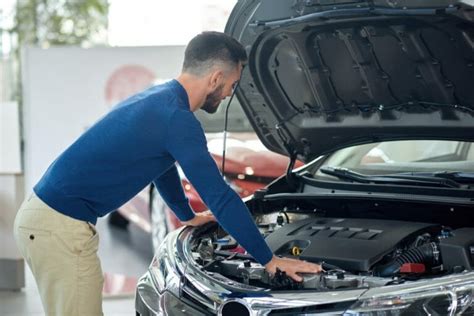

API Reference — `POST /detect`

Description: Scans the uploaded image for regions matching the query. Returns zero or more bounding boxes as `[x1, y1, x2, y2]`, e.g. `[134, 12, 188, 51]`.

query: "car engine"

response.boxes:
[192, 214, 474, 291]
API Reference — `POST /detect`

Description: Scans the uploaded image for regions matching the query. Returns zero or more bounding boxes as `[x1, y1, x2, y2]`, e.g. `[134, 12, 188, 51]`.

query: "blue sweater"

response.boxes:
[34, 80, 273, 265]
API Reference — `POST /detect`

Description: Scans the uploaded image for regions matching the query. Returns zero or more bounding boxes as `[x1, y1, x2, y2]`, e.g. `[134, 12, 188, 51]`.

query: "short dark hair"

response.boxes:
[182, 31, 247, 75]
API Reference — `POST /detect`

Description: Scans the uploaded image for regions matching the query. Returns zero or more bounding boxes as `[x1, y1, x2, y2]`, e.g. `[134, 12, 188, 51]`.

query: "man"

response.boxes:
[13, 31, 321, 315]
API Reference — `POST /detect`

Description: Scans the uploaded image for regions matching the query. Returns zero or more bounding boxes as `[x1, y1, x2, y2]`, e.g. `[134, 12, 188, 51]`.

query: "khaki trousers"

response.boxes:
[13, 193, 104, 316]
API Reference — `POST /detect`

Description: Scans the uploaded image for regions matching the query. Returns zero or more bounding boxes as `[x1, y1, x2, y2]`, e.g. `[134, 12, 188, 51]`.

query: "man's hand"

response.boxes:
[265, 256, 322, 282]
[182, 210, 216, 227]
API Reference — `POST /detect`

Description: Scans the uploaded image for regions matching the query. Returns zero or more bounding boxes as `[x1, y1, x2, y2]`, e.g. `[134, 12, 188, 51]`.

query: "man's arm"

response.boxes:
[165, 110, 322, 281]
[152, 164, 195, 222]
[166, 110, 273, 265]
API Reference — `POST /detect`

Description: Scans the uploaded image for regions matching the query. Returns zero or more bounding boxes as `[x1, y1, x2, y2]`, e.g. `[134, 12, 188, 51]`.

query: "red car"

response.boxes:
[109, 100, 302, 249]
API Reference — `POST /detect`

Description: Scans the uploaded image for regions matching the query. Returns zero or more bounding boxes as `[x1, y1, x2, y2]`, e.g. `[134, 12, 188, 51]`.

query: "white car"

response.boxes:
[136, 0, 474, 314]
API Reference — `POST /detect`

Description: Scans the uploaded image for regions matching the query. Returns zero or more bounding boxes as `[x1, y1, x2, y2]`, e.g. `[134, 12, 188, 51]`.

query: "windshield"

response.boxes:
[316, 140, 473, 177]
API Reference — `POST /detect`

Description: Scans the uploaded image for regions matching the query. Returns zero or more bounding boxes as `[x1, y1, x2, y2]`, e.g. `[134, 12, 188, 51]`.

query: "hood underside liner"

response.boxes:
[227, 2, 474, 161]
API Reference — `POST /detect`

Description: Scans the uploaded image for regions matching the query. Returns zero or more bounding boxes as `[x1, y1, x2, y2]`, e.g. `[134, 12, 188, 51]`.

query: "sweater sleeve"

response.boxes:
[152, 164, 195, 222]
[165, 110, 273, 265]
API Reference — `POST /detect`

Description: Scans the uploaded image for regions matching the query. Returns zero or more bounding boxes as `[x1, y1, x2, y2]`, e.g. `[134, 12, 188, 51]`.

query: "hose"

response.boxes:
[374, 242, 438, 277]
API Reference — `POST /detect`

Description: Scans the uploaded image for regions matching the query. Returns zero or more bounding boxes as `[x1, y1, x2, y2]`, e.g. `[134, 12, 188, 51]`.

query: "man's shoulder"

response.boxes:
[145, 81, 177, 102]
[169, 107, 200, 125]
[168, 108, 205, 140]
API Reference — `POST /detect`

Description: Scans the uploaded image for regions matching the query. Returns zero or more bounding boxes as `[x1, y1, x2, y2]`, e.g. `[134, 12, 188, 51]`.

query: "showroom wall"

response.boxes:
[22, 45, 186, 193]
[0, 101, 24, 289]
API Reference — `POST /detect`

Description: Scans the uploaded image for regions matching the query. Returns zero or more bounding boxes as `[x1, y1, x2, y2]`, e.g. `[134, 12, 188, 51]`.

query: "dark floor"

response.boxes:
[0, 215, 154, 315]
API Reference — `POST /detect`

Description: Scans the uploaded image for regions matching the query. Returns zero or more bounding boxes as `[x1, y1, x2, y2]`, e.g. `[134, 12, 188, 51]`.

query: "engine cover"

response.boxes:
[265, 217, 440, 272]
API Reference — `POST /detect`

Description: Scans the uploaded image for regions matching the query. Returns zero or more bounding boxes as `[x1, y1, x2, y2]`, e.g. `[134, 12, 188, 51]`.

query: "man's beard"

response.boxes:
[201, 84, 224, 114]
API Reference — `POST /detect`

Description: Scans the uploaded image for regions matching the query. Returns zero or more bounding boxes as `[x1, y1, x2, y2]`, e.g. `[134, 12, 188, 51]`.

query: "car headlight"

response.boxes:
[347, 279, 474, 315]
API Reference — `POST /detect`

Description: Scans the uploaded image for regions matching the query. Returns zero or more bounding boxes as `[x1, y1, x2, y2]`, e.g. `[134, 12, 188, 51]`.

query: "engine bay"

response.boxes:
[190, 212, 474, 291]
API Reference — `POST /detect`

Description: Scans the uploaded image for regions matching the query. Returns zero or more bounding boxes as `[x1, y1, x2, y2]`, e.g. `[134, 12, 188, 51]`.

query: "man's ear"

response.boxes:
[208, 70, 223, 90]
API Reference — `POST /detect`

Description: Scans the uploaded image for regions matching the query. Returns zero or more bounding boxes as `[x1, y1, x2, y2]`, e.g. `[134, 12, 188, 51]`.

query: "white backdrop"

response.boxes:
[22, 45, 186, 192]
[0, 102, 21, 174]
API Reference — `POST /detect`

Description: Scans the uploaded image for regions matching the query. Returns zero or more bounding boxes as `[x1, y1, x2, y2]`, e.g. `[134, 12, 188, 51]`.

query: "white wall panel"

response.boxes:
[22, 45, 185, 192]
[0, 102, 21, 173]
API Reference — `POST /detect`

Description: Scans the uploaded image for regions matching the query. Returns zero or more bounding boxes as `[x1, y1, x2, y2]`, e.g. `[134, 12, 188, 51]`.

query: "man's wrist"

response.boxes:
[264, 255, 277, 268]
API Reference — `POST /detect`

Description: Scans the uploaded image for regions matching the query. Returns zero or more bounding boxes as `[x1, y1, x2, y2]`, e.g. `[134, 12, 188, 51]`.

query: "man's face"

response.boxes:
[201, 64, 242, 114]
[201, 83, 225, 114]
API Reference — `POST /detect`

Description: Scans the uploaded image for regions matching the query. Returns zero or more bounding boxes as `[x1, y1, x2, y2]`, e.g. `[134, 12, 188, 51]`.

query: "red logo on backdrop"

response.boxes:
[104, 65, 156, 106]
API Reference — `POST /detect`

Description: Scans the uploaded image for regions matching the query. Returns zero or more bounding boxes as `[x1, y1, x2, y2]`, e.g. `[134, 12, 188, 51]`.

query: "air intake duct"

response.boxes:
[374, 242, 438, 277]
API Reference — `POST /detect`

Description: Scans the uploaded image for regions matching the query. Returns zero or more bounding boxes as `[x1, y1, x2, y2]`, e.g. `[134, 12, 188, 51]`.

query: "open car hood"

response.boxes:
[225, 0, 474, 162]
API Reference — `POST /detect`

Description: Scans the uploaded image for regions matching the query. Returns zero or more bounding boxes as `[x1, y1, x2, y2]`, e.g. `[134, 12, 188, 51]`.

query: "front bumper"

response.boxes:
[136, 228, 474, 316]
[135, 271, 209, 316]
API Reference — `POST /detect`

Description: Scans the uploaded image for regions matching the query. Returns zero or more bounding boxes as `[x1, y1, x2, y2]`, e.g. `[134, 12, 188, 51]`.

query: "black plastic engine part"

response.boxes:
[439, 228, 474, 272]
[277, 215, 285, 226]
[264, 218, 440, 272]
[269, 268, 303, 290]
[321, 262, 345, 271]
[373, 242, 438, 277]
